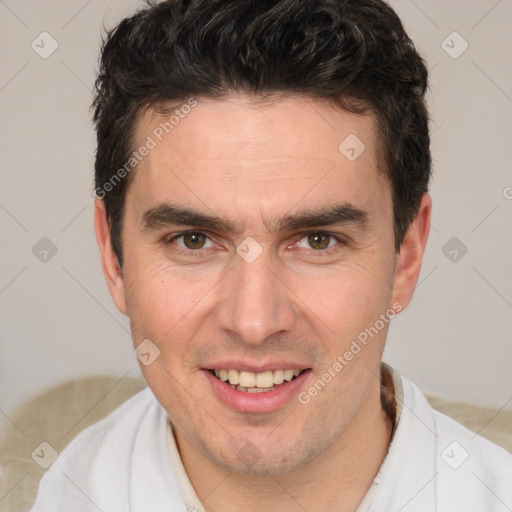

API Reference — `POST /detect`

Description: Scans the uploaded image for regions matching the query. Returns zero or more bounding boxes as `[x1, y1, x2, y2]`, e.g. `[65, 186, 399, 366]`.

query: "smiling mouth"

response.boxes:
[207, 368, 307, 393]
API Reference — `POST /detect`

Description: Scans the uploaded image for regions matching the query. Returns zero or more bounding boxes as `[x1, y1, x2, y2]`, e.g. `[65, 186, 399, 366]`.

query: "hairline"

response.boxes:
[110, 91, 395, 265]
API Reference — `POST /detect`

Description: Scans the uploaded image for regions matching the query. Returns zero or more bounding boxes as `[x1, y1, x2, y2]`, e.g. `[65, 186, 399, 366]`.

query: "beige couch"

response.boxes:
[1, 376, 511, 512]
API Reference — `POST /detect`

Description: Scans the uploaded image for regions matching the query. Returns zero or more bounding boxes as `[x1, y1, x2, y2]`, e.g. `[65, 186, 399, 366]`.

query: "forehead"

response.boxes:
[127, 94, 389, 218]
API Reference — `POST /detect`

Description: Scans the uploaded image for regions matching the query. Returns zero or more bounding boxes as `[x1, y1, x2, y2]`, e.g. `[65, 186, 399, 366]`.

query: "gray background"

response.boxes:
[1, 0, 511, 417]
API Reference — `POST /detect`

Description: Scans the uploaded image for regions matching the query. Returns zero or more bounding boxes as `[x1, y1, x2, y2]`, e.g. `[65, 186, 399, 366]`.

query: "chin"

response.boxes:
[208, 438, 323, 477]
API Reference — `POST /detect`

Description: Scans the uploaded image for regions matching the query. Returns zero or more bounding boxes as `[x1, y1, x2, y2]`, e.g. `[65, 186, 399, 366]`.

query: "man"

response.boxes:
[30, 0, 512, 510]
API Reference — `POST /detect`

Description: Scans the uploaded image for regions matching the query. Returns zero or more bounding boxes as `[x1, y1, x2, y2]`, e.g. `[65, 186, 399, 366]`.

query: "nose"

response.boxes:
[215, 249, 297, 347]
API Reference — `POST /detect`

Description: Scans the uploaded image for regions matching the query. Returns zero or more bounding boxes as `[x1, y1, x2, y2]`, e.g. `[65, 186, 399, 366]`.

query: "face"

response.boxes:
[95, 94, 429, 476]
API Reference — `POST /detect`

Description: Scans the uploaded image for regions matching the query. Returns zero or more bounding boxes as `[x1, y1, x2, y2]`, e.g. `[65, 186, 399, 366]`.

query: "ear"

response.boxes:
[391, 193, 432, 311]
[93, 199, 127, 315]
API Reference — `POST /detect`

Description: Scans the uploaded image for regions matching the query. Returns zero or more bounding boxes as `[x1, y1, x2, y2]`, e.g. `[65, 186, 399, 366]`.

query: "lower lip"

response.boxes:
[203, 369, 311, 413]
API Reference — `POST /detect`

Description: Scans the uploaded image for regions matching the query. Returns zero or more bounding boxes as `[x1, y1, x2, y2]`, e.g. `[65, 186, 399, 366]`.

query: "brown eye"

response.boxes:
[182, 232, 207, 249]
[306, 232, 332, 250]
[164, 231, 216, 257]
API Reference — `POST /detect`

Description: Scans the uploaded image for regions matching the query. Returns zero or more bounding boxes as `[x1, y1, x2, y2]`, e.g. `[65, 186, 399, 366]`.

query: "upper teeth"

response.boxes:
[215, 369, 301, 387]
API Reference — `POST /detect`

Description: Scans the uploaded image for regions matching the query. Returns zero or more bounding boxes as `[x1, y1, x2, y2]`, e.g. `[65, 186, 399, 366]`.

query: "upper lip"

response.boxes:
[203, 361, 311, 373]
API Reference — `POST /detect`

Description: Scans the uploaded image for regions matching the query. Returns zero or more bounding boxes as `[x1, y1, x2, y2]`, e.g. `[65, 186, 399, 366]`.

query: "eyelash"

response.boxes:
[163, 230, 347, 256]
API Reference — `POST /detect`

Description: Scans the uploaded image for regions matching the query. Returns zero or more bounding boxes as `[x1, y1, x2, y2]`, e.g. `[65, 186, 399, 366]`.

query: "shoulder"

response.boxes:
[401, 374, 512, 509]
[30, 387, 182, 511]
[432, 405, 512, 488]
[56, 386, 159, 463]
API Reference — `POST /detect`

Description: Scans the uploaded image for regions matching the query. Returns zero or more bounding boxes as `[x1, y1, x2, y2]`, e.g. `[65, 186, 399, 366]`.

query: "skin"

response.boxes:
[95, 94, 431, 511]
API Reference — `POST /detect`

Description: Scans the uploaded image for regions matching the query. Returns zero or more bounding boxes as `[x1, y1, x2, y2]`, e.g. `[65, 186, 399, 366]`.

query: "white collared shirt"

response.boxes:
[164, 365, 405, 512]
[30, 367, 512, 511]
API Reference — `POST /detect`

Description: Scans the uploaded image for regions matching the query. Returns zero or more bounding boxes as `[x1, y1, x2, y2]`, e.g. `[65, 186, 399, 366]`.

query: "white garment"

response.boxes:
[30, 372, 512, 512]
[164, 363, 406, 512]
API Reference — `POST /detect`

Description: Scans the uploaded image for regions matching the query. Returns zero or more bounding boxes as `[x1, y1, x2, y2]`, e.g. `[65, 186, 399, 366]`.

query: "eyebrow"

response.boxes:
[141, 202, 369, 234]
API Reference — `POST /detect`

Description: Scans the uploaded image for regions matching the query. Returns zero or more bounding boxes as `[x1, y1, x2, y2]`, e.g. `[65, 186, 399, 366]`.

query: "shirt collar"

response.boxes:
[165, 362, 402, 512]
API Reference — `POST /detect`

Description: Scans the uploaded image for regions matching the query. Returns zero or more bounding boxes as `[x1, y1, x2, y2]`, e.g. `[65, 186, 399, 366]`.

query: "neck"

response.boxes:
[175, 376, 393, 512]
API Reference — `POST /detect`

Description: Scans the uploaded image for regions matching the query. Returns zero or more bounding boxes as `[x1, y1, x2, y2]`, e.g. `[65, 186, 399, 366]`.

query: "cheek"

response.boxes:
[290, 260, 393, 343]
[123, 255, 216, 342]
